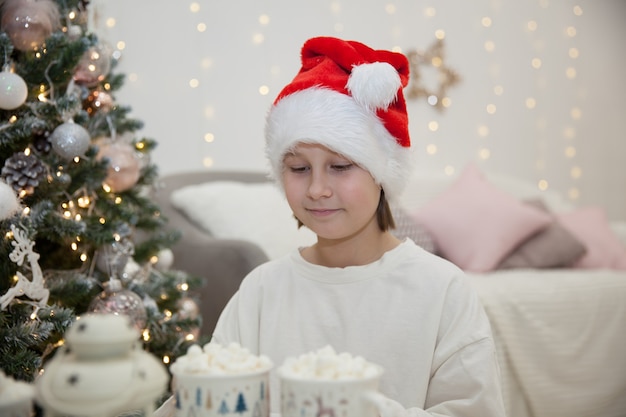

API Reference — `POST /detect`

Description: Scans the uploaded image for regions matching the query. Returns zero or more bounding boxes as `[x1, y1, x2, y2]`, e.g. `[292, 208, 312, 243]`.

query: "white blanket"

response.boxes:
[469, 269, 626, 417]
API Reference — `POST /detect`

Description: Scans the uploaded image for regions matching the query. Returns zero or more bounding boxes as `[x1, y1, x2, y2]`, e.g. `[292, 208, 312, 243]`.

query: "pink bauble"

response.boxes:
[97, 141, 141, 192]
[0, 0, 59, 52]
[73, 44, 112, 86]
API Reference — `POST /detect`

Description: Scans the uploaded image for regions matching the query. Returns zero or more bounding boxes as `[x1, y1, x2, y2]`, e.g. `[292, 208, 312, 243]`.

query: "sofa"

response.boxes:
[154, 167, 626, 417]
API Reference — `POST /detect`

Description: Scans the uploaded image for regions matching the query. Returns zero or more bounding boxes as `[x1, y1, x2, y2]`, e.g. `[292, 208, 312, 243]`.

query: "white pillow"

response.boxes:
[170, 181, 316, 260]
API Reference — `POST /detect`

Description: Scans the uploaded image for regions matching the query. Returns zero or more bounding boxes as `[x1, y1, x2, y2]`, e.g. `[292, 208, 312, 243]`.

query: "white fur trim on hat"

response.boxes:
[265, 87, 414, 201]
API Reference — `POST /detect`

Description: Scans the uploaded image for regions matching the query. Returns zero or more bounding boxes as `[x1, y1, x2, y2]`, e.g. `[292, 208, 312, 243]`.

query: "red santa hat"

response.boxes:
[265, 36, 414, 201]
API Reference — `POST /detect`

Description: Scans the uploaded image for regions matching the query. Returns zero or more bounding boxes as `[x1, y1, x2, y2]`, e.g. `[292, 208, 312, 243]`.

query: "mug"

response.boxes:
[171, 369, 271, 417]
[278, 366, 383, 417]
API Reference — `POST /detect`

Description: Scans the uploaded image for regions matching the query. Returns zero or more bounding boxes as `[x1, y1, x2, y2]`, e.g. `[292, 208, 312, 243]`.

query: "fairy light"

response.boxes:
[77, 195, 90, 208]
[142, 329, 151, 341]
[478, 148, 491, 160]
[163, 356, 170, 364]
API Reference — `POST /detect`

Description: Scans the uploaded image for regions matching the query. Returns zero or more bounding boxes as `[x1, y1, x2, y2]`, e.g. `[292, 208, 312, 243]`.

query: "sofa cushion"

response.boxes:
[557, 206, 626, 270]
[391, 206, 436, 253]
[498, 199, 587, 269]
[171, 181, 316, 260]
[411, 163, 552, 272]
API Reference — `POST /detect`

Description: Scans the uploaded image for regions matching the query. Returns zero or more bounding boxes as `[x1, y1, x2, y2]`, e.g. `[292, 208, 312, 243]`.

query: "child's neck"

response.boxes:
[302, 231, 401, 268]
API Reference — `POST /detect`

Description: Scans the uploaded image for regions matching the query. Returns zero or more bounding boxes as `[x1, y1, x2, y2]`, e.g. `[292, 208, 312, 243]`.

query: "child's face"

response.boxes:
[282, 143, 381, 241]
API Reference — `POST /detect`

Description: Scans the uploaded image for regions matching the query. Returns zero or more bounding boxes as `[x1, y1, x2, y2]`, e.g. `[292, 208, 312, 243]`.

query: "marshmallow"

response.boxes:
[170, 342, 272, 375]
[279, 345, 380, 380]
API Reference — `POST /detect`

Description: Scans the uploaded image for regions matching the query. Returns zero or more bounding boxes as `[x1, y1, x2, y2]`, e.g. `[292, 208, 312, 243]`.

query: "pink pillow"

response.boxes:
[412, 164, 552, 272]
[557, 206, 626, 270]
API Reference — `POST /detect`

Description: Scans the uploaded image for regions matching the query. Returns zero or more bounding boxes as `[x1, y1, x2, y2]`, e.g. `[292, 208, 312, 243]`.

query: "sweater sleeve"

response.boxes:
[418, 275, 506, 416]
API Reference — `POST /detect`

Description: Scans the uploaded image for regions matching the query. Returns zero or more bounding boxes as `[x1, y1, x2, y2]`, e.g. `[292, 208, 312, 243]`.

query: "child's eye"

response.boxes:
[331, 163, 353, 171]
[288, 165, 309, 173]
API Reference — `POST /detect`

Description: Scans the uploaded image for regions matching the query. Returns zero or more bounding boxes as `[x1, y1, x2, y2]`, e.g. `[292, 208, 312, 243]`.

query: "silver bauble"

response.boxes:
[88, 279, 147, 331]
[49, 122, 91, 160]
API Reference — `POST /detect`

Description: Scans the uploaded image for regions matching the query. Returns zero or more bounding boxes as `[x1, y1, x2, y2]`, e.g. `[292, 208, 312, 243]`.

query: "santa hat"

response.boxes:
[265, 36, 414, 201]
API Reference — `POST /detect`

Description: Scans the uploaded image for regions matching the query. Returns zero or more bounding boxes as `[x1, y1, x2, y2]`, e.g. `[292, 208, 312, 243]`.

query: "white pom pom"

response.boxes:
[0, 180, 20, 220]
[346, 62, 402, 111]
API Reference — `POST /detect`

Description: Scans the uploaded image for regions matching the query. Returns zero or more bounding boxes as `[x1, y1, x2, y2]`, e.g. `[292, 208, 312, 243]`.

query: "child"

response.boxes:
[158, 36, 505, 417]
[212, 36, 505, 417]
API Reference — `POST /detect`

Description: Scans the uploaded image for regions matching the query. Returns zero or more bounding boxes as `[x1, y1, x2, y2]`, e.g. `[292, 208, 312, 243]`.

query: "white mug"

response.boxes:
[278, 366, 383, 417]
[171, 369, 271, 417]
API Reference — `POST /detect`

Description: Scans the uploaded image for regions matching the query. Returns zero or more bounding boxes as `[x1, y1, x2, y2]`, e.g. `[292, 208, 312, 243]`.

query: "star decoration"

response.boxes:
[405, 38, 461, 112]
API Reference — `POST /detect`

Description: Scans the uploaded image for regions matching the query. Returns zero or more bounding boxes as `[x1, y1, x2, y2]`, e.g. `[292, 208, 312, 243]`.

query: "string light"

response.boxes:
[98, 2, 601, 211]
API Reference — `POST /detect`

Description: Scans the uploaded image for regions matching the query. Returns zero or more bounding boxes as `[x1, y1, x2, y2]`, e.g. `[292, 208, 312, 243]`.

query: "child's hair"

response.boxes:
[296, 189, 396, 232]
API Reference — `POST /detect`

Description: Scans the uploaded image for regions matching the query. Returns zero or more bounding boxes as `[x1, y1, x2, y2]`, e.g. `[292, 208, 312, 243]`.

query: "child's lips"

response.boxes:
[307, 208, 339, 217]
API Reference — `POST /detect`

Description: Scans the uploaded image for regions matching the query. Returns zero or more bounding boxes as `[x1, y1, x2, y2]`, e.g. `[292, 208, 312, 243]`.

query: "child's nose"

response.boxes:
[307, 171, 332, 199]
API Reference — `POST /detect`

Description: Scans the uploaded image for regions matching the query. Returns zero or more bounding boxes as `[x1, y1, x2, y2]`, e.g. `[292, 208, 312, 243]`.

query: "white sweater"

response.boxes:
[212, 239, 506, 417]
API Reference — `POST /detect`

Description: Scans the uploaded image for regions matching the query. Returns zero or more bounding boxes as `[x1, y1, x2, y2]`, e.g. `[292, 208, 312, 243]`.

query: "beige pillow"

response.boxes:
[498, 199, 587, 269]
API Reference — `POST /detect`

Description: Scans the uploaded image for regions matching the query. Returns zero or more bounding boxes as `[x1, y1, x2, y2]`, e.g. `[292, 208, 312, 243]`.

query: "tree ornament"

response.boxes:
[32, 132, 52, 153]
[96, 141, 141, 192]
[0, 66, 28, 110]
[0, 0, 60, 52]
[83, 89, 113, 114]
[66, 24, 83, 41]
[153, 248, 174, 271]
[49, 121, 91, 160]
[0, 180, 20, 220]
[73, 43, 112, 87]
[88, 278, 147, 331]
[177, 296, 201, 339]
[95, 236, 135, 278]
[0, 224, 50, 311]
[1, 151, 48, 195]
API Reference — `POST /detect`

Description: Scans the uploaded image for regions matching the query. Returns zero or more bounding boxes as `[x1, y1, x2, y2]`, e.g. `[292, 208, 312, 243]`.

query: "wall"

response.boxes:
[89, 0, 626, 221]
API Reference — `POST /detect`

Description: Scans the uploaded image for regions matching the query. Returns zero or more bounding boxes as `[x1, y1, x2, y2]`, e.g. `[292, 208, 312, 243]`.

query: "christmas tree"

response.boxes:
[0, 0, 206, 385]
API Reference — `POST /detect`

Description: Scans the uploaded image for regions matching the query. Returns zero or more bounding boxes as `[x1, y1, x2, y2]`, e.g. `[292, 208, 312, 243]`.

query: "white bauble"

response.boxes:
[0, 180, 20, 220]
[154, 248, 174, 271]
[0, 70, 28, 110]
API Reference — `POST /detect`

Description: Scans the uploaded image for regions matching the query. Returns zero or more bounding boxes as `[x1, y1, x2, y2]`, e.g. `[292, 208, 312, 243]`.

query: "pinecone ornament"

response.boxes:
[33, 132, 52, 154]
[1, 151, 48, 195]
